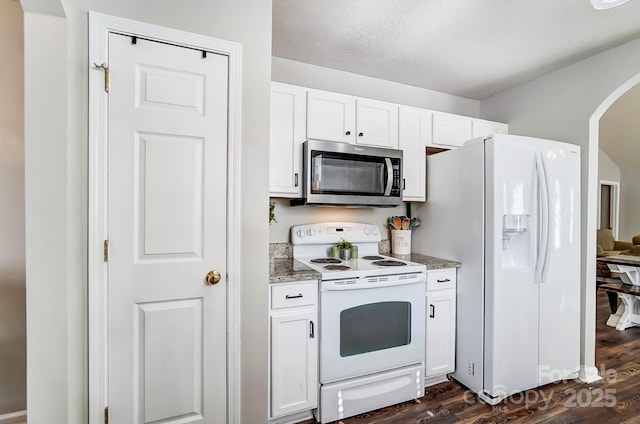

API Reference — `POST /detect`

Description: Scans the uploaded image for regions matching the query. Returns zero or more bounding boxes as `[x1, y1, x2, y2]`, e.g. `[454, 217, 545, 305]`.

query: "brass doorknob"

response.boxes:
[205, 270, 221, 285]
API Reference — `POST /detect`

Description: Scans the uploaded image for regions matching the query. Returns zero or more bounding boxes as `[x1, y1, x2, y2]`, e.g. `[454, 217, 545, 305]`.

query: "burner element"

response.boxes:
[362, 255, 385, 260]
[372, 260, 407, 267]
[324, 264, 351, 271]
[311, 258, 342, 264]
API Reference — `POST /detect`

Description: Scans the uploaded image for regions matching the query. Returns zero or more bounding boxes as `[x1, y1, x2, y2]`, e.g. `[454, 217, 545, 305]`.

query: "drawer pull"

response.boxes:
[437, 278, 451, 283]
[285, 293, 303, 299]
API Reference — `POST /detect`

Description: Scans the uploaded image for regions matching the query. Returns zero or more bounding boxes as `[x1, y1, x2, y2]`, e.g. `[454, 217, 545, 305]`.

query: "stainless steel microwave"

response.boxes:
[291, 139, 403, 207]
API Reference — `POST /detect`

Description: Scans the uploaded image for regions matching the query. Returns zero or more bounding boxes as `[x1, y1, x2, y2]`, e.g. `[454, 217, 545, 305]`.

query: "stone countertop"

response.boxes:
[269, 253, 460, 283]
[391, 253, 461, 270]
[269, 258, 321, 283]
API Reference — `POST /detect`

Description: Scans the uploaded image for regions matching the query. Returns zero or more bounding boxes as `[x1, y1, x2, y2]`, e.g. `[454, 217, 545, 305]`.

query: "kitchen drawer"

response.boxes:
[426, 269, 456, 291]
[271, 281, 318, 309]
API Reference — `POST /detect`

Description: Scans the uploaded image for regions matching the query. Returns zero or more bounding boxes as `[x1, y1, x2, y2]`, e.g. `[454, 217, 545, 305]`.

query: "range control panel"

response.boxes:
[291, 222, 381, 245]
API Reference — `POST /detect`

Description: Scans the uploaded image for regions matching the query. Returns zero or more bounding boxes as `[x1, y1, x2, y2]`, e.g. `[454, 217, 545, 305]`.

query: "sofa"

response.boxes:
[596, 228, 632, 257]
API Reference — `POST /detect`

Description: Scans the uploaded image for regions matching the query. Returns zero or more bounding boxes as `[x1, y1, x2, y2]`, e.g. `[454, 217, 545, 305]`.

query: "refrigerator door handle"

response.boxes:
[535, 152, 550, 283]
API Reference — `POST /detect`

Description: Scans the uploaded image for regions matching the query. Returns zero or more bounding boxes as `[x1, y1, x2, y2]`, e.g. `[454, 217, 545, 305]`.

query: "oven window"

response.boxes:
[340, 301, 411, 357]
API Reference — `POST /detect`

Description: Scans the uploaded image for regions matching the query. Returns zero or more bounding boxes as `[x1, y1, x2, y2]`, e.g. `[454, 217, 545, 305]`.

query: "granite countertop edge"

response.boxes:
[269, 253, 460, 283]
[269, 258, 322, 283]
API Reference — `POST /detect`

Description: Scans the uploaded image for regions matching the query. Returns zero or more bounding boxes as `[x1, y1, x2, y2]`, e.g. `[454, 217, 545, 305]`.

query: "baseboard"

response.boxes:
[268, 409, 314, 424]
[0, 410, 26, 424]
[579, 365, 602, 384]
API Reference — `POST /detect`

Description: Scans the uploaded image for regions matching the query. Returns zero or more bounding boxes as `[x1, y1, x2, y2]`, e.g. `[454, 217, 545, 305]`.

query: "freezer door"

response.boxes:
[483, 136, 539, 398]
[537, 139, 581, 384]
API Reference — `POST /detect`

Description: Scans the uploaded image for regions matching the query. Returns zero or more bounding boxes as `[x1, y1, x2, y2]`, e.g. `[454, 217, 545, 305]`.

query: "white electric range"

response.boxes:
[291, 222, 426, 424]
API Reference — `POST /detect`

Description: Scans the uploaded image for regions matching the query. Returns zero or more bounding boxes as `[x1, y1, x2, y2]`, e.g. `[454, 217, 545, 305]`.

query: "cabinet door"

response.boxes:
[471, 119, 508, 139]
[432, 112, 472, 147]
[399, 107, 431, 201]
[356, 99, 399, 148]
[425, 289, 456, 377]
[307, 90, 355, 143]
[271, 309, 318, 417]
[269, 83, 306, 197]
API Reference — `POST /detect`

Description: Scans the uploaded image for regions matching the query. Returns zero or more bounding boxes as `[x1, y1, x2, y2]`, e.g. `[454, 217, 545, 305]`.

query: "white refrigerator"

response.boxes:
[413, 134, 581, 405]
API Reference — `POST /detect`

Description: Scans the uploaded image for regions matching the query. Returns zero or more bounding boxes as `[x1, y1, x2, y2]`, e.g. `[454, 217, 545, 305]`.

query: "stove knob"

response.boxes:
[372, 227, 379, 236]
[296, 229, 305, 238]
[364, 227, 371, 235]
[307, 228, 315, 236]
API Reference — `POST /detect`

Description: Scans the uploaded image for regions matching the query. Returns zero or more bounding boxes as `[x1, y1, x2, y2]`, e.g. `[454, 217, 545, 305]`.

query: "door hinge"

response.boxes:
[93, 63, 110, 92]
[103, 240, 109, 262]
[104, 406, 109, 424]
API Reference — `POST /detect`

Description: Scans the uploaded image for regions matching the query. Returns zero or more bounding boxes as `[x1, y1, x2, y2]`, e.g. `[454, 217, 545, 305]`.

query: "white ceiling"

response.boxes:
[272, 0, 640, 100]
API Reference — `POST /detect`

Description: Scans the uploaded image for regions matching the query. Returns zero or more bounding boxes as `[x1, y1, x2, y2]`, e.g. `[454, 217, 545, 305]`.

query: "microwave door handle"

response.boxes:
[384, 158, 393, 196]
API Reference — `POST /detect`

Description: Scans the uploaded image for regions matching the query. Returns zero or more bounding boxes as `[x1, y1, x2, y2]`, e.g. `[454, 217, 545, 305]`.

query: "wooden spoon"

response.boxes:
[402, 217, 410, 230]
[393, 216, 402, 229]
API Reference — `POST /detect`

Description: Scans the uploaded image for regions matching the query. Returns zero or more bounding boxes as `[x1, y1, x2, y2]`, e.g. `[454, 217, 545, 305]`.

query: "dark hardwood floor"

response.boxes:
[305, 289, 640, 423]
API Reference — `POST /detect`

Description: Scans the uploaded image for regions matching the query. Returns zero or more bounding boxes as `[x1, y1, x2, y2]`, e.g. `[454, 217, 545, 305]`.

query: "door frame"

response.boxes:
[597, 180, 620, 238]
[88, 12, 242, 424]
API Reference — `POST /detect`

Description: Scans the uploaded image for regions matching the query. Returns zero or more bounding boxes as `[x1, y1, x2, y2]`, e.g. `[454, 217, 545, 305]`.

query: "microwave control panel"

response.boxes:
[391, 163, 401, 196]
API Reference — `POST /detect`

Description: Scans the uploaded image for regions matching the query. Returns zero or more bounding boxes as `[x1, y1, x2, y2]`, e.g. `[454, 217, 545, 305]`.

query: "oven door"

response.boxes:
[319, 276, 426, 383]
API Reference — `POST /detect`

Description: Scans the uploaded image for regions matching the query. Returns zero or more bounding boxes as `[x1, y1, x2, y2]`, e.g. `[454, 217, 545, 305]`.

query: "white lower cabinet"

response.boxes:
[269, 280, 318, 419]
[425, 269, 457, 385]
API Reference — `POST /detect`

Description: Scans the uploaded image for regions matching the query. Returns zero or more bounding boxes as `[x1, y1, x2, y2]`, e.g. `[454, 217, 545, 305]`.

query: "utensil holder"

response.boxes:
[391, 230, 412, 255]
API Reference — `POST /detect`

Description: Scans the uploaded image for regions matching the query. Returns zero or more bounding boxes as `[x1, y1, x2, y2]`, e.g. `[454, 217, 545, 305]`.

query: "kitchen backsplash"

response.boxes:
[270, 239, 390, 260]
[268, 198, 406, 243]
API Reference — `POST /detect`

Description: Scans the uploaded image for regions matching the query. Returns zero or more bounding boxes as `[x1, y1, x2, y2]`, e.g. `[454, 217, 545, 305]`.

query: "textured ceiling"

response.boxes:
[273, 0, 640, 100]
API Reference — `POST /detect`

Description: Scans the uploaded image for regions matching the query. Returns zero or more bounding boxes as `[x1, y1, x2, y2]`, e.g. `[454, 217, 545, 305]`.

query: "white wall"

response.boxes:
[619, 168, 640, 241]
[273, 57, 480, 117]
[269, 57, 480, 243]
[0, 1, 26, 416]
[480, 37, 640, 382]
[598, 148, 620, 182]
[22, 0, 271, 422]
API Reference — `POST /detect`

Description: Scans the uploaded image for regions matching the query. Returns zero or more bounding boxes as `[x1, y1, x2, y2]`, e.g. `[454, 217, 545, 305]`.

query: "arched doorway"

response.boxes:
[585, 72, 640, 381]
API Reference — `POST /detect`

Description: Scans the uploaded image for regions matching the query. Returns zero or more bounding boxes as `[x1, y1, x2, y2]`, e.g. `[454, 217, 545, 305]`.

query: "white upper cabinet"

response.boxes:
[399, 107, 431, 201]
[269, 82, 306, 197]
[432, 112, 473, 147]
[306, 90, 356, 144]
[306, 90, 399, 149]
[269, 82, 507, 200]
[471, 119, 508, 139]
[356, 99, 399, 149]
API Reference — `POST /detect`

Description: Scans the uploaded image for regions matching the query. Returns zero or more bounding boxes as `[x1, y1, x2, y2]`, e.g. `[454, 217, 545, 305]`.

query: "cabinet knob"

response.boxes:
[345, 131, 351, 136]
[358, 132, 364, 137]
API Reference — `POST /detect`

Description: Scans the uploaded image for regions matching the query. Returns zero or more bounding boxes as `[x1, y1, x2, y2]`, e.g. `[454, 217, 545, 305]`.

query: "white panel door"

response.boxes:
[356, 99, 399, 148]
[108, 33, 228, 423]
[306, 90, 355, 143]
[537, 139, 581, 384]
[399, 107, 430, 201]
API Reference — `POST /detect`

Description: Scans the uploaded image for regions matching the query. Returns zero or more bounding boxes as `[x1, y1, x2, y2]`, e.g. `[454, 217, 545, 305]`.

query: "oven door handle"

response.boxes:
[383, 157, 393, 196]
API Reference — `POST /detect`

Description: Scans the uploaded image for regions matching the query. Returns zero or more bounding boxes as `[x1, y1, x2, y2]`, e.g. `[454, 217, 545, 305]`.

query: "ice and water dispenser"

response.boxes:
[502, 214, 531, 268]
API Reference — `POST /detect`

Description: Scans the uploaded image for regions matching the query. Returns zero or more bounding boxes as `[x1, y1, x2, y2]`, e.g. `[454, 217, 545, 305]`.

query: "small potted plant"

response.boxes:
[336, 238, 354, 261]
